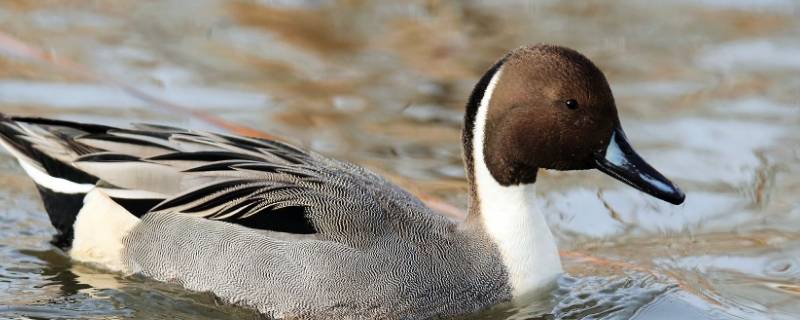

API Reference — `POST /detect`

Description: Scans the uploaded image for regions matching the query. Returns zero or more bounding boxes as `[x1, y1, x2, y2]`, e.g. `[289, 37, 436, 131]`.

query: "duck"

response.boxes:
[0, 44, 684, 319]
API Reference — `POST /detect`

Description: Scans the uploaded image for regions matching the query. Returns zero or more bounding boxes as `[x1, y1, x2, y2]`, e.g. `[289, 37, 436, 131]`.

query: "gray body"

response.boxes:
[0, 114, 512, 319]
[125, 212, 509, 319]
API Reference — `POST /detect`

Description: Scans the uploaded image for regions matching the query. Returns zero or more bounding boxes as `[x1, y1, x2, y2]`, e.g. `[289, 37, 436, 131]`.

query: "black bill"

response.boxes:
[593, 126, 685, 205]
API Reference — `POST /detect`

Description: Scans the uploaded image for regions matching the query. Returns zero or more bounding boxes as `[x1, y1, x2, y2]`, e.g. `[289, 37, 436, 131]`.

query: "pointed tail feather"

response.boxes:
[0, 115, 101, 248]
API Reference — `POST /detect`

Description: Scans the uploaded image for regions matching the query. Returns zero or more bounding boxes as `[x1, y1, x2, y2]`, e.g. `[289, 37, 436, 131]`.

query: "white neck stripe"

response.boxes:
[472, 67, 502, 171]
[470, 67, 563, 297]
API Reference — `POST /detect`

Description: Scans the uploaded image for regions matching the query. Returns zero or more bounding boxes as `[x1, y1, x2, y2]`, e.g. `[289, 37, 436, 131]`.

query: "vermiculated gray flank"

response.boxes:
[125, 215, 508, 319]
[121, 154, 511, 319]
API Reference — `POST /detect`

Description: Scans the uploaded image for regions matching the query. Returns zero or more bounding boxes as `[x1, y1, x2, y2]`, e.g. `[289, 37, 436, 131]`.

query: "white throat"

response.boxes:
[471, 67, 563, 297]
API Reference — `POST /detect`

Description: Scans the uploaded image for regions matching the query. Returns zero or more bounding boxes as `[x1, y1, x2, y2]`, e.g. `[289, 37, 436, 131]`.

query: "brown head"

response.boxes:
[464, 44, 684, 205]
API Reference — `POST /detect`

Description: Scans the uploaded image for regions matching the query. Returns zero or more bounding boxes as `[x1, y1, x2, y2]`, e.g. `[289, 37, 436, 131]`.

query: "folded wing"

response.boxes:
[0, 115, 433, 247]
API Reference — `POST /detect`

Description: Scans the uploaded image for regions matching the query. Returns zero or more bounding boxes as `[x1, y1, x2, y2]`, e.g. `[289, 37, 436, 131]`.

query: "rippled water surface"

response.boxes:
[0, 1, 799, 319]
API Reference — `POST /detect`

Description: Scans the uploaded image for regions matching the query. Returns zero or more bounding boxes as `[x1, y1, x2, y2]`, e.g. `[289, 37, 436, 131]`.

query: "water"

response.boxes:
[0, 1, 798, 319]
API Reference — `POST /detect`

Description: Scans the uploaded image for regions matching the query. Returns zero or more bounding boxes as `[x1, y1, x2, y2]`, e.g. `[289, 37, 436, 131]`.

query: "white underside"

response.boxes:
[70, 189, 139, 272]
[472, 67, 563, 296]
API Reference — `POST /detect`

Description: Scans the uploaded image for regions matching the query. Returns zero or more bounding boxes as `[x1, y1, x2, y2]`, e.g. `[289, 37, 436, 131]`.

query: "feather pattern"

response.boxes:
[0, 116, 437, 240]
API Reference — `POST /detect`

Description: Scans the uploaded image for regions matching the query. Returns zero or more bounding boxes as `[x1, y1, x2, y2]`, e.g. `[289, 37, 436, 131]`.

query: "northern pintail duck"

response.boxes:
[0, 44, 684, 319]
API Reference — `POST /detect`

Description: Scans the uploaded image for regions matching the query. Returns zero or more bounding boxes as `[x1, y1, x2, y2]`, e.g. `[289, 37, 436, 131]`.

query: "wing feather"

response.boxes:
[1, 116, 436, 242]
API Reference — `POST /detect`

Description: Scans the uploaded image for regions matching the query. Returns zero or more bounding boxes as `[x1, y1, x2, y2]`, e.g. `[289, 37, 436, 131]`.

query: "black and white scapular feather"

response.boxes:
[0, 115, 435, 243]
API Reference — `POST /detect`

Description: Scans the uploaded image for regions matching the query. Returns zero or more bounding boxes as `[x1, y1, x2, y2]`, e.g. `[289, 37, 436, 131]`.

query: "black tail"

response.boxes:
[34, 187, 88, 248]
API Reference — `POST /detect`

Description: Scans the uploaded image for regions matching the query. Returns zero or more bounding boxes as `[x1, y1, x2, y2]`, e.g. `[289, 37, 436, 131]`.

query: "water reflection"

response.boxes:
[0, 0, 799, 319]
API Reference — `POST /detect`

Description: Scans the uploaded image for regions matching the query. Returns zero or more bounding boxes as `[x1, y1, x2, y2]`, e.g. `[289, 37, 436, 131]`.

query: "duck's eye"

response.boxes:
[565, 99, 579, 110]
